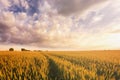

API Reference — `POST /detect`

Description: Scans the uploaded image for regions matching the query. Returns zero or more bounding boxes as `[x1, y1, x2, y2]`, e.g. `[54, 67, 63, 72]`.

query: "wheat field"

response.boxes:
[0, 51, 120, 80]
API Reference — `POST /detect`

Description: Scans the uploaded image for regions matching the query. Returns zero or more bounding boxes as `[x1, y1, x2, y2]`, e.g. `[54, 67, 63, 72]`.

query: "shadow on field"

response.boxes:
[48, 58, 63, 80]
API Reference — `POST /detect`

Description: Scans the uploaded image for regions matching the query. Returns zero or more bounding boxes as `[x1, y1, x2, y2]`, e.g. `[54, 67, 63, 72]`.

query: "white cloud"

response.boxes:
[0, 0, 10, 8]
[0, 12, 15, 25]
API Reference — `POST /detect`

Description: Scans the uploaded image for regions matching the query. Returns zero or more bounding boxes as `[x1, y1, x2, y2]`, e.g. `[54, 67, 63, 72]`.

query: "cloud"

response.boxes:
[26, 0, 43, 15]
[0, 0, 10, 8]
[0, 0, 120, 50]
[0, 10, 75, 48]
[109, 30, 120, 34]
[0, 21, 47, 46]
[47, 0, 107, 16]
[0, 12, 15, 25]
[0, 23, 10, 42]
[0, 0, 44, 15]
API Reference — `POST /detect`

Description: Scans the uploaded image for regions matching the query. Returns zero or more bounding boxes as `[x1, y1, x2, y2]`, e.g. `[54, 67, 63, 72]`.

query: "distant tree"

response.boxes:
[9, 48, 14, 51]
[21, 48, 30, 51]
[21, 48, 26, 51]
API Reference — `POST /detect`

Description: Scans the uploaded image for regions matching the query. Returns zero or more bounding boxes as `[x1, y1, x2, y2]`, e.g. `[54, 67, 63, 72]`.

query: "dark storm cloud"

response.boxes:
[47, 0, 107, 15]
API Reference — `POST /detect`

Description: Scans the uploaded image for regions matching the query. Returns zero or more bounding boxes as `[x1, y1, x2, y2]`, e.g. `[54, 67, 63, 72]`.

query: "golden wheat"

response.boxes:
[0, 50, 120, 80]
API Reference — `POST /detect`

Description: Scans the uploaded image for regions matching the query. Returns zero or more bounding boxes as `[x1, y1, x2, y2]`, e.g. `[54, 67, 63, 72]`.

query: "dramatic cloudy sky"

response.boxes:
[0, 0, 120, 50]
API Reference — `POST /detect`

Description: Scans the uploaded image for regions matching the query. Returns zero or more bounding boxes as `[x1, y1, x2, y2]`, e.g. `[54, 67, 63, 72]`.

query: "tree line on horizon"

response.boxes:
[9, 48, 43, 52]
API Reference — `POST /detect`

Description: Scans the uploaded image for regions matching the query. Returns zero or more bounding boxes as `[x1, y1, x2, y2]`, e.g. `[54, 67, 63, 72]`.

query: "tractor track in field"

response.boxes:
[43, 53, 64, 80]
